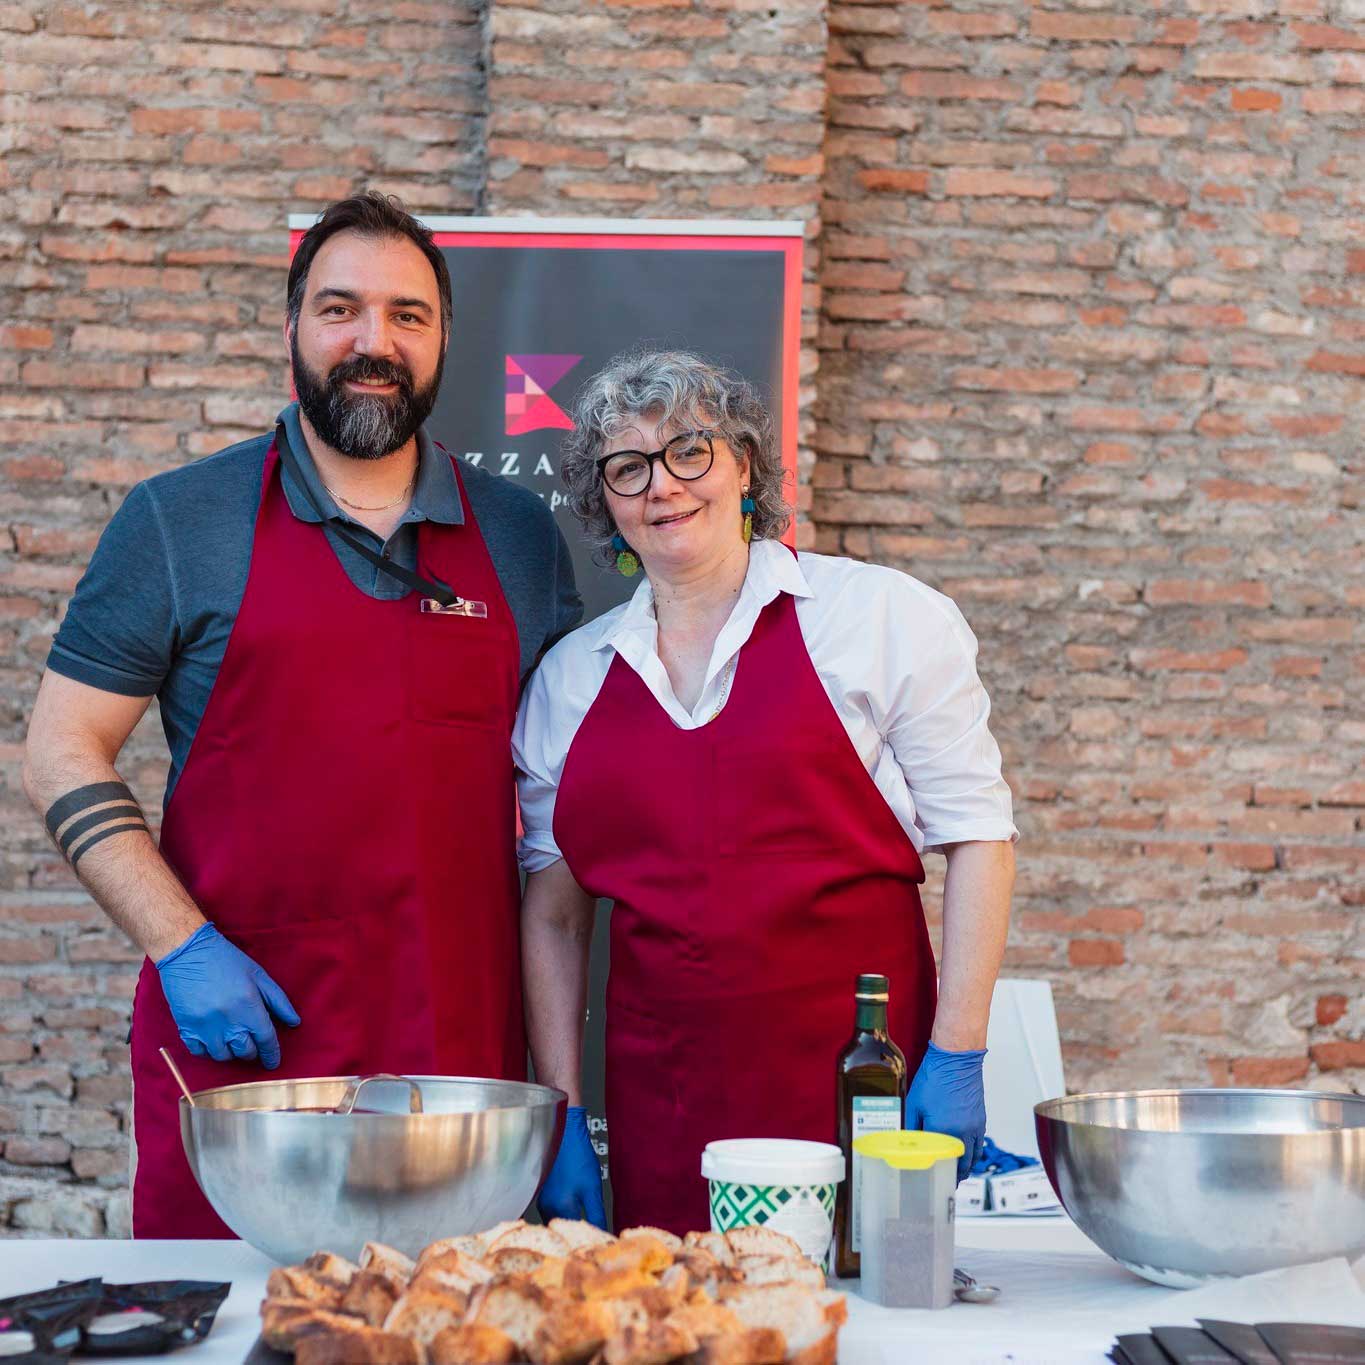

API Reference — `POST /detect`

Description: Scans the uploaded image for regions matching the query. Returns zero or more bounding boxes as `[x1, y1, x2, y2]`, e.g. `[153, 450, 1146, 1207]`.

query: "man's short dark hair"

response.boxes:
[286, 191, 452, 339]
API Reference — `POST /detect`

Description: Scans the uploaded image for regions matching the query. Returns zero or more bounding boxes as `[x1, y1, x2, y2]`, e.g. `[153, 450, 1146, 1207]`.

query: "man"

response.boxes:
[23, 193, 582, 1237]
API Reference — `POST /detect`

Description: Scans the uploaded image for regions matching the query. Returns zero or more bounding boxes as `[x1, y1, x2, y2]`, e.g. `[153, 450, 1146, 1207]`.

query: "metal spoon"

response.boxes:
[159, 1047, 196, 1107]
[954, 1267, 1001, 1303]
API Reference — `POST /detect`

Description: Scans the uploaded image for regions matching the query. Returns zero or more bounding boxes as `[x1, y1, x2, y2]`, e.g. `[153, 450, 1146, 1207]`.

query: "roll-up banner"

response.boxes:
[288, 215, 804, 1216]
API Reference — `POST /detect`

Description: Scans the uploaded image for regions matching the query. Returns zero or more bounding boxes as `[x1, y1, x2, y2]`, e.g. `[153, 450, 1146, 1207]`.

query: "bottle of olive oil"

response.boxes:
[834, 973, 908, 1278]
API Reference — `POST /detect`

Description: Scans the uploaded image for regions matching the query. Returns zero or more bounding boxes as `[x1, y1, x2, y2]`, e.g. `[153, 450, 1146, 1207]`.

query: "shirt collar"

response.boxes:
[275, 401, 464, 527]
[581, 538, 813, 655]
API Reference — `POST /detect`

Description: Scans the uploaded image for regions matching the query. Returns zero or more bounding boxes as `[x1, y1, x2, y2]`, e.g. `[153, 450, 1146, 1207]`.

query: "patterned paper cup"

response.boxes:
[701, 1139, 845, 1270]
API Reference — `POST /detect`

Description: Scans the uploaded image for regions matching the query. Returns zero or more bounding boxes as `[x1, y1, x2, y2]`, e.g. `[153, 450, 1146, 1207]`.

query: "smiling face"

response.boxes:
[603, 411, 751, 578]
[286, 229, 446, 460]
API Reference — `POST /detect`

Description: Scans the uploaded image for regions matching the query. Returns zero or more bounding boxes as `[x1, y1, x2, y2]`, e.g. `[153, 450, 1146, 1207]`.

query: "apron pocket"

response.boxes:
[406, 609, 516, 729]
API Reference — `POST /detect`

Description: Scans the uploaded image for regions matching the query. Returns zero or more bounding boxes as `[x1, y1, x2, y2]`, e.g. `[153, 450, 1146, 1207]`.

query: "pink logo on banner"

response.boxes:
[506, 354, 582, 435]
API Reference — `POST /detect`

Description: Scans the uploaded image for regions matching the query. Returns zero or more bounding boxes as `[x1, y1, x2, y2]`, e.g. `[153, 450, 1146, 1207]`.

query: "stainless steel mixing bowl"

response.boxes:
[1036, 1088, 1365, 1287]
[180, 1074, 566, 1264]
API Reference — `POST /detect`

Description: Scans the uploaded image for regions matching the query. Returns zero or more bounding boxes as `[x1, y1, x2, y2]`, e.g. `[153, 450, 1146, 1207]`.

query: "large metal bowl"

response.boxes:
[180, 1074, 566, 1264]
[1036, 1088, 1365, 1287]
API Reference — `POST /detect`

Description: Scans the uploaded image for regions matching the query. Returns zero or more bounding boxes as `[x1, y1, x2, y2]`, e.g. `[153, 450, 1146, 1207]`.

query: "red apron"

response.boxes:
[553, 582, 937, 1234]
[129, 441, 525, 1238]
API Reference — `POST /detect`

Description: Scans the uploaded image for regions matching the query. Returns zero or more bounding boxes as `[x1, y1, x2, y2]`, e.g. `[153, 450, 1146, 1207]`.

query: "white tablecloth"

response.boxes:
[2, 1218, 1362, 1364]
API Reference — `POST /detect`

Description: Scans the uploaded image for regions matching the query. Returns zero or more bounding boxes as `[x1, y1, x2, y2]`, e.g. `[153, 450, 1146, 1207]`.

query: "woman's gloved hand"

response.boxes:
[905, 1041, 987, 1182]
[155, 923, 301, 1069]
[537, 1106, 607, 1230]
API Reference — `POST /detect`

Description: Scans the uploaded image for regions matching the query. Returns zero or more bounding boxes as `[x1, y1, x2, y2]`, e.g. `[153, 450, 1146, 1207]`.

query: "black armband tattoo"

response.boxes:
[45, 781, 150, 867]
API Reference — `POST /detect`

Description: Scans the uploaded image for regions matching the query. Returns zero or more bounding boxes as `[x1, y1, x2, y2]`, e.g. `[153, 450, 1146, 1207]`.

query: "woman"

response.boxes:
[514, 350, 1017, 1234]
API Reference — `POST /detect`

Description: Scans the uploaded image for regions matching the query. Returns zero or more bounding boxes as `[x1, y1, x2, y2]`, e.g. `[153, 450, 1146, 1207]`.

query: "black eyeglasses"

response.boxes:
[596, 430, 715, 496]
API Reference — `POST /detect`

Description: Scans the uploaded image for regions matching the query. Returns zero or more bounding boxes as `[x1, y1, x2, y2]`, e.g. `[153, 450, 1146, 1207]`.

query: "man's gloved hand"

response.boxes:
[155, 923, 301, 1069]
[536, 1106, 607, 1230]
[905, 1041, 987, 1183]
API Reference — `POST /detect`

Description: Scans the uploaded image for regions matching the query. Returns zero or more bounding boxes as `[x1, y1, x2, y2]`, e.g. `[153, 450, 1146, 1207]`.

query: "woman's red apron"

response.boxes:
[129, 442, 525, 1238]
[552, 582, 938, 1234]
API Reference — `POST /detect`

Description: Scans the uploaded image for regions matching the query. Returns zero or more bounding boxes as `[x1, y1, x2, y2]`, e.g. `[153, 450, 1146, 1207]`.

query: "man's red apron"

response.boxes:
[553, 582, 938, 1234]
[129, 441, 525, 1238]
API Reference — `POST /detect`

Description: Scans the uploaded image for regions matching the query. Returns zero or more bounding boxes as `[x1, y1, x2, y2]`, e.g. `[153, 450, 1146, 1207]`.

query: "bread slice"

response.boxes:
[410, 1250, 494, 1298]
[259, 1299, 370, 1352]
[383, 1287, 469, 1346]
[418, 1234, 487, 1266]
[528, 1297, 616, 1365]
[341, 1270, 402, 1327]
[735, 1256, 825, 1290]
[618, 1226, 683, 1253]
[663, 1302, 743, 1341]
[602, 1320, 699, 1365]
[548, 1219, 616, 1254]
[814, 1290, 847, 1327]
[683, 1231, 735, 1267]
[266, 1267, 347, 1308]
[530, 1257, 569, 1292]
[723, 1228, 803, 1262]
[303, 1251, 361, 1287]
[676, 1250, 742, 1301]
[429, 1324, 518, 1365]
[562, 1259, 655, 1301]
[464, 1278, 550, 1355]
[720, 1286, 836, 1365]
[360, 1242, 417, 1287]
[487, 1246, 556, 1278]
[294, 1325, 426, 1365]
[693, 1328, 787, 1365]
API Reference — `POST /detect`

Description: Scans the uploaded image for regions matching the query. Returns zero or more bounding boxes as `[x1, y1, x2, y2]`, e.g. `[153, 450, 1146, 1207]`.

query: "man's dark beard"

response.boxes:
[291, 337, 443, 461]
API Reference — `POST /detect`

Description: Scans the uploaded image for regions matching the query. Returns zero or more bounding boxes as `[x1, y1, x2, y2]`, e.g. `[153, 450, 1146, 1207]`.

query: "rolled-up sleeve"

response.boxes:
[873, 581, 1017, 853]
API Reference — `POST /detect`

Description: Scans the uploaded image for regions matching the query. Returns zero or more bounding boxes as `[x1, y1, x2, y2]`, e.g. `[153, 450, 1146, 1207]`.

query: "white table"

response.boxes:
[3, 1218, 1362, 1364]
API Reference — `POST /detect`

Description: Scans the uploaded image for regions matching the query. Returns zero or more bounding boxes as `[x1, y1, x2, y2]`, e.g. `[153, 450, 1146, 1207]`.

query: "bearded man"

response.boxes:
[23, 193, 581, 1237]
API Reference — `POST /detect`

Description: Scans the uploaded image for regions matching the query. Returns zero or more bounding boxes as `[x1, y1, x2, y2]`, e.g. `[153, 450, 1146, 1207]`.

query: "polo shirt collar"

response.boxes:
[275, 401, 464, 527]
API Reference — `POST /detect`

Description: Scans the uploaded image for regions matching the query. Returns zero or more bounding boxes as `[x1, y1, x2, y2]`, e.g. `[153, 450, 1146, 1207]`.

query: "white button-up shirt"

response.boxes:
[513, 538, 1018, 874]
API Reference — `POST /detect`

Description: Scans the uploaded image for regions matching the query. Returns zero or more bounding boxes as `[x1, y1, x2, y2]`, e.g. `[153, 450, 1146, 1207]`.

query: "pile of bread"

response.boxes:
[260, 1218, 845, 1364]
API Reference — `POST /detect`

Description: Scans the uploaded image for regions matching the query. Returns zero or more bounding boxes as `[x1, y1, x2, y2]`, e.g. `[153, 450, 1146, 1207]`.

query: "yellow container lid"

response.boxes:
[852, 1130, 964, 1170]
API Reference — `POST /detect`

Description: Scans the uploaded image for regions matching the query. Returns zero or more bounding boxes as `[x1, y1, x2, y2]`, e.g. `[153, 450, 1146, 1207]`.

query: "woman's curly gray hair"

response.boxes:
[559, 349, 791, 564]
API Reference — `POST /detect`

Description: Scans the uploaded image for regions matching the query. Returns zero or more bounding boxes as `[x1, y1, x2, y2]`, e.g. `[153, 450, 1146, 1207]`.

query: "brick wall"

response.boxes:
[1, 0, 1360, 1234]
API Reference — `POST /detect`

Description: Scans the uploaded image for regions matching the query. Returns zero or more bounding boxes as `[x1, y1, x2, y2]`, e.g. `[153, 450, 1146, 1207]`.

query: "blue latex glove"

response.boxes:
[536, 1106, 607, 1230]
[905, 1041, 987, 1183]
[155, 923, 301, 1069]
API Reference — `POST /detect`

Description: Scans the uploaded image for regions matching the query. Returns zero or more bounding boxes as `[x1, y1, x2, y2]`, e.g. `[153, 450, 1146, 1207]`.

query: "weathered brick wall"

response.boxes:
[817, 1, 1362, 1094]
[0, 0, 1360, 1235]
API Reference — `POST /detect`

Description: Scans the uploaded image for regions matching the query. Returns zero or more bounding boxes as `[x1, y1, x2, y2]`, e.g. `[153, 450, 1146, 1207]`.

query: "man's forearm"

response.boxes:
[521, 863, 595, 1104]
[932, 840, 1015, 1051]
[25, 753, 205, 961]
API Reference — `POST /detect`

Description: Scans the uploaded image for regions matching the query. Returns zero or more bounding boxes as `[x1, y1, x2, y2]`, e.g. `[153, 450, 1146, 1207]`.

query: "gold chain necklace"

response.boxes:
[324, 474, 416, 513]
[707, 655, 738, 724]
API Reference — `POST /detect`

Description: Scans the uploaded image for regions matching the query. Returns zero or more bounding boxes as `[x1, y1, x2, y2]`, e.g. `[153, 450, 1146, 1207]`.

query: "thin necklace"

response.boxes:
[323, 474, 416, 512]
[707, 655, 738, 724]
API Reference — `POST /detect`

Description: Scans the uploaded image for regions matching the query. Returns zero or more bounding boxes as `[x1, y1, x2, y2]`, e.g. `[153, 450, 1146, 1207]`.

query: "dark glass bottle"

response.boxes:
[833, 972, 908, 1278]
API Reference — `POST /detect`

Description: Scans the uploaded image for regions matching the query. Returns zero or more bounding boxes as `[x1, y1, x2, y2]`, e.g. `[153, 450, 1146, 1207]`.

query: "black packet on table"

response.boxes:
[0, 1279, 104, 1362]
[1152, 1326, 1242, 1364]
[77, 1281, 231, 1357]
[1114, 1334, 1178, 1365]
[1255, 1323, 1365, 1365]
[1198, 1321, 1282, 1365]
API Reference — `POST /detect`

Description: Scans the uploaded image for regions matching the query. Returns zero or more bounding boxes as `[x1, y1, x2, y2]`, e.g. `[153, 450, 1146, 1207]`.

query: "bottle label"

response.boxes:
[851, 1095, 901, 1253]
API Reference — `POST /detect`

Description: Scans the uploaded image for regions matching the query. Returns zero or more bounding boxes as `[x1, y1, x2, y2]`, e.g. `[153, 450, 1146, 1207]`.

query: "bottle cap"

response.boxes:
[855, 973, 889, 998]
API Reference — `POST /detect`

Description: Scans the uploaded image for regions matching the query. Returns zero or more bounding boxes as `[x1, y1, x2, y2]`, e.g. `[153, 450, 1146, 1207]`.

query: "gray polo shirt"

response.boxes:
[48, 402, 582, 800]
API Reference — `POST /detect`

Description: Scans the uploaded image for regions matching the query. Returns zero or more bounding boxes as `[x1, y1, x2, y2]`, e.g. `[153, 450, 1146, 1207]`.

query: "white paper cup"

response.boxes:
[701, 1138, 845, 1269]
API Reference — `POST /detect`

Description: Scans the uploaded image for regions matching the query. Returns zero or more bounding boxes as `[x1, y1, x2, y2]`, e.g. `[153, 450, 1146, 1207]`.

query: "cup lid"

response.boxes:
[701, 1138, 845, 1185]
[852, 1130, 964, 1170]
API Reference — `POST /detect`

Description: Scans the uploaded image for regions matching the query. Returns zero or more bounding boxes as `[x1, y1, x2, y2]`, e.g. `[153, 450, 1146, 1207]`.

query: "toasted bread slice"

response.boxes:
[382, 1288, 468, 1347]
[814, 1289, 847, 1327]
[531, 1256, 569, 1292]
[360, 1242, 417, 1287]
[662, 1302, 743, 1341]
[266, 1267, 347, 1308]
[412, 1250, 495, 1297]
[683, 1231, 735, 1267]
[480, 1219, 527, 1247]
[602, 1320, 699, 1365]
[548, 1219, 616, 1253]
[677, 1250, 742, 1301]
[528, 1297, 616, 1365]
[341, 1270, 402, 1327]
[723, 1227, 803, 1262]
[418, 1234, 487, 1266]
[487, 1246, 549, 1278]
[720, 1286, 835, 1365]
[563, 1259, 656, 1301]
[429, 1324, 518, 1365]
[303, 1251, 362, 1287]
[259, 1300, 369, 1352]
[735, 1255, 825, 1290]
[294, 1325, 426, 1365]
[487, 1222, 570, 1258]
[618, 1226, 683, 1253]
[693, 1328, 787, 1365]
[465, 1278, 550, 1355]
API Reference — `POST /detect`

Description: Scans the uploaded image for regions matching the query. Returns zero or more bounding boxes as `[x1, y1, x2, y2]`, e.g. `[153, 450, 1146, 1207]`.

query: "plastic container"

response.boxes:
[853, 1130, 963, 1308]
[701, 1138, 845, 1269]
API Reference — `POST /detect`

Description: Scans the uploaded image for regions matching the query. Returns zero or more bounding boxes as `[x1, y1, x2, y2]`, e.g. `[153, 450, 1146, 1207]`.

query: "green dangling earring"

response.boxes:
[611, 532, 639, 577]
[741, 489, 756, 544]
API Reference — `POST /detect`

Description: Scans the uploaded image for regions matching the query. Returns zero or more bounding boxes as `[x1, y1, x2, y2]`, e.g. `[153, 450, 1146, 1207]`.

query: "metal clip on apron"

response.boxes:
[128, 428, 525, 1238]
